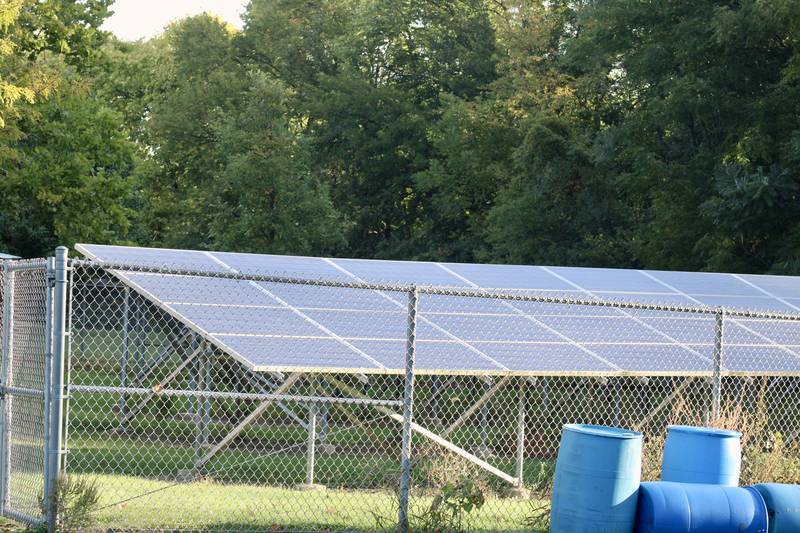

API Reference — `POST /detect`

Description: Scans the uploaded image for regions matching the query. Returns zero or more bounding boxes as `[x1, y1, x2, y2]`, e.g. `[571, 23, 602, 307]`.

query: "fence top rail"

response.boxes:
[2, 258, 48, 272]
[70, 258, 800, 322]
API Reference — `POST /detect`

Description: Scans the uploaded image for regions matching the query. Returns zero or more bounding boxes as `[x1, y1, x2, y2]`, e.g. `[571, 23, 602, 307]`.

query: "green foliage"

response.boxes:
[0, 77, 136, 256]
[416, 476, 486, 533]
[209, 71, 345, 254]
[40, 474, 101, 533]
[5, 0, 800, 275]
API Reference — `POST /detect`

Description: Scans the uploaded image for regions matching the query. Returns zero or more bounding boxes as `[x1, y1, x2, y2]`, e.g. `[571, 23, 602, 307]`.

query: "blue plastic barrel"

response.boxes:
[550, 424, 642, 533]
[752, 483, 800, 533]
[635, 481, 768, 533]
[662, 425, 741, 486]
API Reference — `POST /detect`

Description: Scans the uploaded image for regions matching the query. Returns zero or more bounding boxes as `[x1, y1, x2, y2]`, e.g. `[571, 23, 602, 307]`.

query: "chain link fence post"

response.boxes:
[398, 286, 418, 533]
[0, 263, 12, 515]
[46, 247, 68, 532]
[41, 258, 55, 514]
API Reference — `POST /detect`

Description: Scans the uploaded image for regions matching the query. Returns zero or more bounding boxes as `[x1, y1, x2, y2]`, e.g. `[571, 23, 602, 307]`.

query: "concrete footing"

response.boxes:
[295, 483, 326, 492]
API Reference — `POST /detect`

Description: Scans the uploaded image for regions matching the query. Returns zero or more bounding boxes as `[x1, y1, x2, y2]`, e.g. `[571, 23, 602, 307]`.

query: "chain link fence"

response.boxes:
[0, 260, 51, 525]
[1, 253, 800, 531]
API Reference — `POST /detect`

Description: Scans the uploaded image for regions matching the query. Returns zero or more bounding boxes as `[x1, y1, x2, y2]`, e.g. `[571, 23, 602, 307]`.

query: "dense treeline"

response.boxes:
[2, 0, 800, 274]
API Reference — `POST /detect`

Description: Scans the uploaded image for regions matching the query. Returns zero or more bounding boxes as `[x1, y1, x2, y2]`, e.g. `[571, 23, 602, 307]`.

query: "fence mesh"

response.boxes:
[1, 258, 799, 531]
[67, 263, 408, 531]
[1, 261, 50, 524]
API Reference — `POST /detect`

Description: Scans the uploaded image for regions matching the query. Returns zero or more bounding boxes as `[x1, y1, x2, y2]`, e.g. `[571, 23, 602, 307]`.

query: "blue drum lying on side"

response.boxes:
[752, 483, 800, 533]
[635, 481, 768, 533]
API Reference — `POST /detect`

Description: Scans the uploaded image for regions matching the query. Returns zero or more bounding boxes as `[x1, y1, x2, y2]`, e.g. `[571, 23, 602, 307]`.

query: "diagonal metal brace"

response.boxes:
[325, 375, 518, 486]
[117, 343, 205, 429]
[193, 372, 303, 472]
[442, 376, 513, 437]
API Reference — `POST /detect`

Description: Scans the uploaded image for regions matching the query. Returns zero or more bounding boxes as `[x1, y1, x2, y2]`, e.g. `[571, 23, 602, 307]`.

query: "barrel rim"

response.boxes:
[562, 423, 642, 439]
[667, 425, 742, 438]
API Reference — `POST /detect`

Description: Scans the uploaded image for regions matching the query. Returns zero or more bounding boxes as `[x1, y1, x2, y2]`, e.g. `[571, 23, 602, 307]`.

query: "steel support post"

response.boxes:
[118, 287, 130, 430]
[398, 287, 418, 533]
[305, 402, 319, 486]
[613, 378, 622, 427]
[188, 339, 200, 456]
[135, 302, 146, 378]
[479, 378, 491, 458]
[316, 377, 329, 448]
[515, 378, 526, 491]
[431, 376, 440, 427]
[200, 350, 212, 451]
[711, 310, 725, 421]
[541, 377, 549, 409]
[46, 247, 68, 533]
[0, 264, 13, 515]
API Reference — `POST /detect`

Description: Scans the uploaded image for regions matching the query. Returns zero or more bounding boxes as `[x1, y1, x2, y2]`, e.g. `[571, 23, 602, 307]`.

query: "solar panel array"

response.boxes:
[75, 244, 800, 376]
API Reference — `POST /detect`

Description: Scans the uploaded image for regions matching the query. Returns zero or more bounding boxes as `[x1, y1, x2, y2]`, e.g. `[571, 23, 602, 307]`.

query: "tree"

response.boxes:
[0, 78, 136, 256]
[209, 71, 345, 254]
[0, 0, 136, 256]
[564, 0, 800, 272]
[137, 14, 248, 248]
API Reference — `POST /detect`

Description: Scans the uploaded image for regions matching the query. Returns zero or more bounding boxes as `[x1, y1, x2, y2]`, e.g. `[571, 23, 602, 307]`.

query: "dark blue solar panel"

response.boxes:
[722, 346, 800, 373]
[302, 309, 444, 341]
[217, 335, 385, 371]
[690, 294, 795, 313]
[212, 251, 349, 280]
[124, 273, 275, 306]
[546, 266, 670, 293]
[441, 263, 572, 290]
[78, 244, 227, 272]
[738, 274, 800, 300]
[642, 270, 762, 297]
[76, 244, 800, 374]
[330, 258, 470, 286]
[349, 340, 504, 372]
[170, 304, 325, 337]
[592, 344, 713, 373]
[469, 342, 614, 372]
[264, 283, 401, 312]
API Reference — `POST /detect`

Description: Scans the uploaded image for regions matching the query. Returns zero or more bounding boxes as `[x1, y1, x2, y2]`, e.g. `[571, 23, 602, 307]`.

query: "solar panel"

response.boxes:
[75, 244, 800, 376]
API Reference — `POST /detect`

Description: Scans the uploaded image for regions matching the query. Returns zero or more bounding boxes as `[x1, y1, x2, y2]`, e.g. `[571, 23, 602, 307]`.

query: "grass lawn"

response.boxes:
[0, 471, 547, 532]
[75, 474, 544, 532]
[0, 519, 23, 532]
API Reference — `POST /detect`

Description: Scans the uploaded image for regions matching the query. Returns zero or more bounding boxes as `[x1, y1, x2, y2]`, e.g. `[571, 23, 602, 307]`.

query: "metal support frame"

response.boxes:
[325, 374, 519, 487]
[118, 287, 131, 429]
[478, 378, 491, 458]
[193, 372, 303, 472]
[134, 332, 186, 388]
[196, 348, 212, 456]
[515, 378, 526, 490]
[442, 376, 512, 437]
[46, 247, 68, 533]
[316, 377, 330, 447]
[118, 344, 205, 428]
[398, 287, 417, 533]
[541, 377, 549, 409]
[430, 376, 440, 427]
[613, 378, 622, 427]
[635, 377, 695, 432]
[243, 369, 307, 430]
[133, 299, 146, 383]
[304, 403, 319, 486]
[0, 263, 13, 515]
[711, 310, 725, 421]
